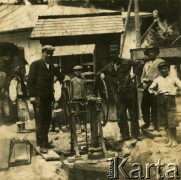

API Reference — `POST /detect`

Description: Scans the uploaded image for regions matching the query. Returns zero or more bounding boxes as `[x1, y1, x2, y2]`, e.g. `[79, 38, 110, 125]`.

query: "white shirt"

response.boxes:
[141, 58, 164, 82]
[45, 62, 49, 70]
[149, 75, 181, 95]
[54, 79, 62, 101]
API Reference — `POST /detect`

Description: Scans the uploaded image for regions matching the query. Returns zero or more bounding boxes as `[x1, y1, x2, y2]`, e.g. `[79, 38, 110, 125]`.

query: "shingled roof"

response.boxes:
[130, 46, 181, 60]
[0, 5, 115, 33]
[30, 14, 123, 38]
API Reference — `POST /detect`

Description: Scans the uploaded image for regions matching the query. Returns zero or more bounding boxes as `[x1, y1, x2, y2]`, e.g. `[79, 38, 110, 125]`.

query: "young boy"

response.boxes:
[149, 61, 181, 147]
[70, 65, 87, 132]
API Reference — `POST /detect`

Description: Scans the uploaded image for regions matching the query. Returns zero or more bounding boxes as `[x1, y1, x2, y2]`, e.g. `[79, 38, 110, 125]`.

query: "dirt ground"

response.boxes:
[0, 119, 181, 180]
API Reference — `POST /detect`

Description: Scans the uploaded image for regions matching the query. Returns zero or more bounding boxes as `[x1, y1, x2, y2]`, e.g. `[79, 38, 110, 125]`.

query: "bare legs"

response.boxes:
[165, 128, 177, 147]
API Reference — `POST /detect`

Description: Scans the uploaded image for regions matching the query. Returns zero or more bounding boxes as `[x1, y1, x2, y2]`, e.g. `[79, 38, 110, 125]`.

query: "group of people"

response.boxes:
[2, 43, 181, 154]
[100, 45, 181, 148]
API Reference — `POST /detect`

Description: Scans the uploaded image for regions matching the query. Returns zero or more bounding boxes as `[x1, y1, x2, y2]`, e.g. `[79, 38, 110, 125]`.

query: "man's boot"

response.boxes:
[17, 124, 21, 133]
[21, 123, 31, 133]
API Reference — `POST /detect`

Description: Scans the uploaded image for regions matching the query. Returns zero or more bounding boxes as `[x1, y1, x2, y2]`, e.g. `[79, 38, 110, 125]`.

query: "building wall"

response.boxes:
[0, 31, 42, 65]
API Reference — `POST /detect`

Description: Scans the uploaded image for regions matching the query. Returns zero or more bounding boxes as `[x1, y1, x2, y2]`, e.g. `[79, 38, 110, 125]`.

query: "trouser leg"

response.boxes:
[128, 91, 140, 138]
[9, 101, 18, 123]
[33, 102, 42, 146]
[40, 100, 52, 147]
[117, 95, 130, 139]
[51, 117, 56, 130]
[151, 95, 158, 130]
[141, 90, 151, 126]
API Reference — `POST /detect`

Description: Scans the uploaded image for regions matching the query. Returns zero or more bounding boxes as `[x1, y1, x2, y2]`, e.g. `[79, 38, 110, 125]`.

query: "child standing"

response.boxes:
[149, 61, 181, 147]
[9, 66, 31, 133]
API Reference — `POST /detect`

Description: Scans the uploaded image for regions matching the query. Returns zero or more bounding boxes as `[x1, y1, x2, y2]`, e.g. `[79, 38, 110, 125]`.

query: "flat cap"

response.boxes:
[73, 65, 83, 70]
[42, 45, 55, 51]
[158, 61, 170, 69]
[109, 44, 120, 52]
[144, 46, 160, 56]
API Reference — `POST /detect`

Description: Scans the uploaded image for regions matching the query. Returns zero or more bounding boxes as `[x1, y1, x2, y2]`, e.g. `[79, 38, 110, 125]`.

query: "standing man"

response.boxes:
[98, 45, 143, 141]
[28, 45, 64, 153]
[141, 46, 164, 131]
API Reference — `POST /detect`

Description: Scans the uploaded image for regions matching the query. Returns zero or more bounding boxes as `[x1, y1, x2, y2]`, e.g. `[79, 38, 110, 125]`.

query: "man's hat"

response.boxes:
[42, 45, 55, 51]
[73, 65, 83, 71]
[144, 46, 160, 56]
[109, 44, 120, 52]
[157, 61, 170, 69]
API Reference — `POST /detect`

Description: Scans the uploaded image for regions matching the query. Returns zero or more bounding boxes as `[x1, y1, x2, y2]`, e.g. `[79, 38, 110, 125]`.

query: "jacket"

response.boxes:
[27, 59, 64, 100]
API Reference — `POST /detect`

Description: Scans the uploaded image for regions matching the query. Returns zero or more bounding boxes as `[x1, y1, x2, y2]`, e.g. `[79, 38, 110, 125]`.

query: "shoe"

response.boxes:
[17, 124, 21, 133]
[118, 135, 130, 142]
[81, 127, 86, 133]
[141, 123, 150, 129]
[40, 147, 48, 154]
[147, 123, 155, 131]
[55, 127, 60, 133]
[50, 128, 56, 132]
[130, 138, 137, 145]
[46, 143, 55, 149]
[135, 134, 145, 141]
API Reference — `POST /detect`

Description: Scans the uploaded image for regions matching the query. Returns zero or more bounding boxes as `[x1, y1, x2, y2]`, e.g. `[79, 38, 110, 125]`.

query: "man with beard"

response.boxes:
[28, 45, 64, 153]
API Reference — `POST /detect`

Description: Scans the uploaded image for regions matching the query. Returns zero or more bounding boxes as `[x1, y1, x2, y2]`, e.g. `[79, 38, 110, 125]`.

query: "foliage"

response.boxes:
[146, 21, 180, 47]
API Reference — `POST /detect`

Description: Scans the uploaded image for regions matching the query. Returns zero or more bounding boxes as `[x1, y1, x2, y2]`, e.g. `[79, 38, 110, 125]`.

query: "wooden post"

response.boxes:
[134, 0, 142, 120]
[120, 0, 133, 57]
[134, 0, 141, 48]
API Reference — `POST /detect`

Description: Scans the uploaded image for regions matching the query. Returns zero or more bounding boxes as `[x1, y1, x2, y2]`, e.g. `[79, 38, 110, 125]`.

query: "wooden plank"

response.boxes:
[40, 150, 60, 161]
[9, 145, 15, 164]
[0, 138, 10, 171]
[14, 143, 29, 162]
[9, 142, 31, 166]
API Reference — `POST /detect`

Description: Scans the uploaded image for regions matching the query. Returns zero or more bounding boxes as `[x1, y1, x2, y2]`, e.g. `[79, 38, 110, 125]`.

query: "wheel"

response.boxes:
[95, 77, 109, 126]
[100, 97, 109, 126]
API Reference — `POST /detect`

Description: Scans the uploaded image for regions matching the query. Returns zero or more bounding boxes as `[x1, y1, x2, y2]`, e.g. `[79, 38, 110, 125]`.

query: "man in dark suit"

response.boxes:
[28, 45, 64, 153]
[97, 45, 144, 141]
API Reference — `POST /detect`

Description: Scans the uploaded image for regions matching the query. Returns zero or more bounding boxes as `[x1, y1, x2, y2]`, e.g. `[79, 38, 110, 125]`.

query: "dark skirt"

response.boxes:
[157, 95, 178, 128]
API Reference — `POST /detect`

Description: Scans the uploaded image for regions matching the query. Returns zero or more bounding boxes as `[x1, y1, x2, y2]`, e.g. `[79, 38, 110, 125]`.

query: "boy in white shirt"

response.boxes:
[149, 61, 181, 147]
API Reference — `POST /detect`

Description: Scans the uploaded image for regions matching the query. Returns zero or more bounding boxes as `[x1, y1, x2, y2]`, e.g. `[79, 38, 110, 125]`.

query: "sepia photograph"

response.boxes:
[0, 0, 181, 179]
